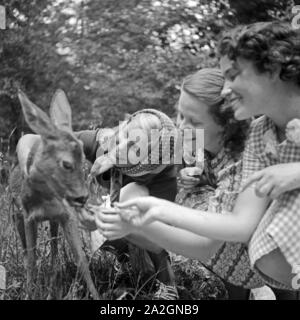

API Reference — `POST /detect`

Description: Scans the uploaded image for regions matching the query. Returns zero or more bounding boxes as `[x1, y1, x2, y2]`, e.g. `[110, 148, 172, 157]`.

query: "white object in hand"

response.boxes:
[102, 195, 111, 208]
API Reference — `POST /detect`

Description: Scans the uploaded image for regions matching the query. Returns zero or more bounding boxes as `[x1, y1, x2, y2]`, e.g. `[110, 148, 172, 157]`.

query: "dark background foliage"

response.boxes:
[0, 0, 297, 153]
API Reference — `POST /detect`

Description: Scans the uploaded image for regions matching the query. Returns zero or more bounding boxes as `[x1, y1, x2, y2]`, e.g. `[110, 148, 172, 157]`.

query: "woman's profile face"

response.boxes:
[220, 55, 276, 120]
[177, 90, 223, 154]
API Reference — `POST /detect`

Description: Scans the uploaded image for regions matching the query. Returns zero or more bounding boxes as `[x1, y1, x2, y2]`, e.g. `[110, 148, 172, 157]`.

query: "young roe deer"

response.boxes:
[9, 89, 99, 299]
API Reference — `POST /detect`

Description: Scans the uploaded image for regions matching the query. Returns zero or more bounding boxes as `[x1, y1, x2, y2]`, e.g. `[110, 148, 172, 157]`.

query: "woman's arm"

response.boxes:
[117, 125, 272, 243]
[95, 209, 223, 261]
[162, 186, 270, 243]
[117, 186, 270, 243]
[137, 222, 223, 261]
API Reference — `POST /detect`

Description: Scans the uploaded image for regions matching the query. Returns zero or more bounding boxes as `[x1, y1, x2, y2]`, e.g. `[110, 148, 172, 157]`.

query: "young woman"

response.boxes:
[175, 69, 260, 297]
[97, 22, 300, 292]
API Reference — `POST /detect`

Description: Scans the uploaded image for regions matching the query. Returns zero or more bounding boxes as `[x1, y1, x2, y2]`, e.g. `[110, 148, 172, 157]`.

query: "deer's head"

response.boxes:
[18, 89, 88, 208]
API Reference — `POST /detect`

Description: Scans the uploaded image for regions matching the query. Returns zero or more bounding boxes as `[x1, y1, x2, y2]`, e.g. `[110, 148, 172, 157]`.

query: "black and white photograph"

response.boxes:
[0, 0, 300, 304]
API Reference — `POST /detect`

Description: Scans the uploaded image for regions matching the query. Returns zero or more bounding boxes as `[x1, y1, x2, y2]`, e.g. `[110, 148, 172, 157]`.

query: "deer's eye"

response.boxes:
[62, 160, 74, 171]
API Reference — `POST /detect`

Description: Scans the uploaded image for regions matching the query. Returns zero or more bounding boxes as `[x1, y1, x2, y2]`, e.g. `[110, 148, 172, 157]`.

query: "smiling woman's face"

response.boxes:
[177, 90, 223, 154]
[220, 55, 277, 120]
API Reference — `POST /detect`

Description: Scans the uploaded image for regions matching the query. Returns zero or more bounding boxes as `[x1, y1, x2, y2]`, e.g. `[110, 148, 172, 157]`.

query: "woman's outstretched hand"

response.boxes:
[115, 196, 167, 227]
[89, 196, 177, 240]
[242, 163, 300, 199]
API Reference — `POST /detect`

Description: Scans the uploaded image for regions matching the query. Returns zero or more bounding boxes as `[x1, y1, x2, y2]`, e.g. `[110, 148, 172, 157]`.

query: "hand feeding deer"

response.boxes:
[9, 89, 99, 299]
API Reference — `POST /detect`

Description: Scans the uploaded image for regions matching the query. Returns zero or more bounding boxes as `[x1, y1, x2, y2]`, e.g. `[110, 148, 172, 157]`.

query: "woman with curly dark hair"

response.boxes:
[217, 21, 300, 293]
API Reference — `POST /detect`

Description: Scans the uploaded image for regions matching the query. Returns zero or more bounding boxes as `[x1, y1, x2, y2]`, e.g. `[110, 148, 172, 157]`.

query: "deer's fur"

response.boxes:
[9, 89, 99, 299]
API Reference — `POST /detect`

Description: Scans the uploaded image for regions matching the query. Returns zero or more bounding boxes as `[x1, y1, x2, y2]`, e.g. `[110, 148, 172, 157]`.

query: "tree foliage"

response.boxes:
[0, 0, 296, 152]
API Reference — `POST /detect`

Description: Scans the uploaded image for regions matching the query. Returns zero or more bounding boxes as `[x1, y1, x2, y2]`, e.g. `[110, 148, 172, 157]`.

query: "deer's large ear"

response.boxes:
[18, 90, 56, 138]
[50, 89, 72, 131]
